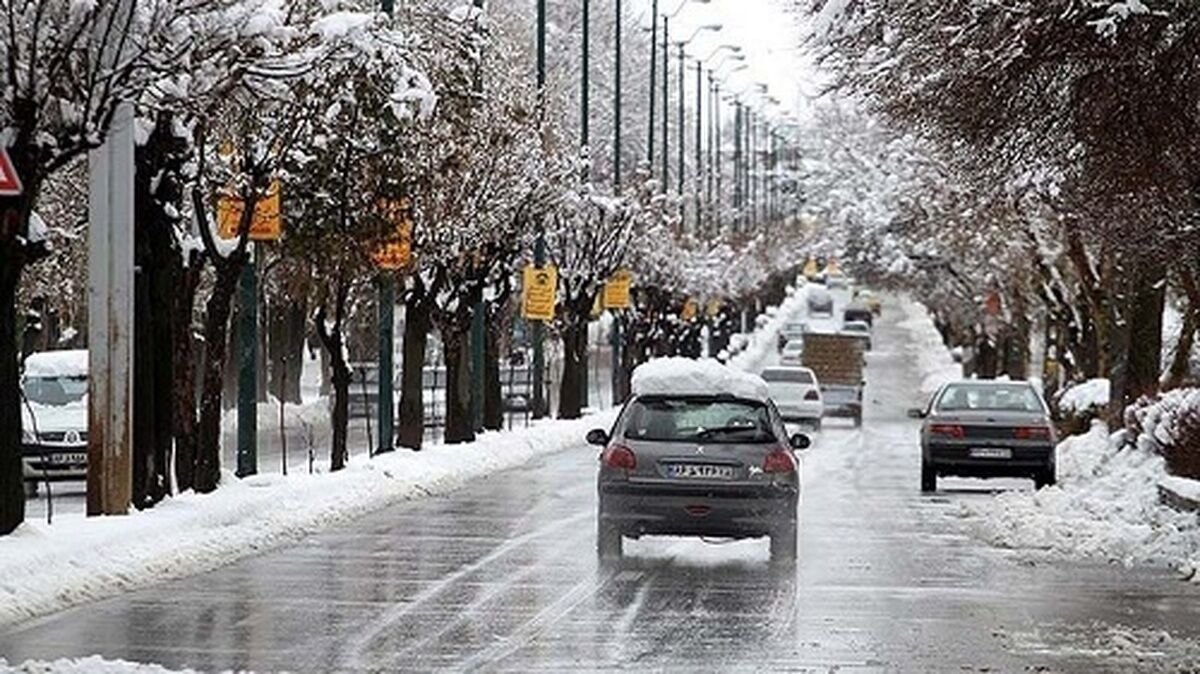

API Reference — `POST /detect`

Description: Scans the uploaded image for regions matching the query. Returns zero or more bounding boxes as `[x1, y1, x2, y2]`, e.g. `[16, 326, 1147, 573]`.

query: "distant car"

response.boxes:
[761, 366, 823, 429]
[777, 321, 808, 352]
[589, 358, 810, 564]
[779, 339, 805, 366]
[841, 320, 872, 350]
[910, 380, 1057, 493]
[807, 287, 834, 317]
[21, 350, 89, 496]
[843, 302, 874, 327]
[826, 274, 848, 290]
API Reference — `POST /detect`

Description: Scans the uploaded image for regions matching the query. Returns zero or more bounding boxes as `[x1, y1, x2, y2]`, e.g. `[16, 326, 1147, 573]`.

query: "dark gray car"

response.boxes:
[910, 381, 1057, 492]
[588, 394, 809, 563]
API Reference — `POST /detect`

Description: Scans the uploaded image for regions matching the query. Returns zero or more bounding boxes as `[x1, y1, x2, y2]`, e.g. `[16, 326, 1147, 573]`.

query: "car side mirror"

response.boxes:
[907, 408, 926, 419]
[586, 429, 609, 446]
[789, 433, 811, 450]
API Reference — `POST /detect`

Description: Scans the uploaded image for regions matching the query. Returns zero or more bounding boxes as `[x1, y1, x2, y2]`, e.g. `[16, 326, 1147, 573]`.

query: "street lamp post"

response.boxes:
[532, 0, 547, 419]
[648, 0, 658, 168]
[470, 0, 487, 432]
[611, 0, 624, 405]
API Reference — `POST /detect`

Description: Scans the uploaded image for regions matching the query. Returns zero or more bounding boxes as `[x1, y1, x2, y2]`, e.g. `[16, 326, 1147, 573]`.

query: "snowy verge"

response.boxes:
[896, 297, 962, 395]
[0, 412, 615, 629]
[0, 657, 196, 674]
[960, 422, 1200, 581]
[727, 283, 811, 374]
[1057, 378, 1110, 414]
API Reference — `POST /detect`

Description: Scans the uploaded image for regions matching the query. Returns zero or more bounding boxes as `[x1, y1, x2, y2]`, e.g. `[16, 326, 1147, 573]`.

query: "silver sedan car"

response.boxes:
[910, 380, 1057, 492]
[588, 394, 810, 563]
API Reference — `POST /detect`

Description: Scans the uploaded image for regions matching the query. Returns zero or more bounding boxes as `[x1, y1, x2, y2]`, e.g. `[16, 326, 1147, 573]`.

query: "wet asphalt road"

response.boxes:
[4, 301, 1200, 672]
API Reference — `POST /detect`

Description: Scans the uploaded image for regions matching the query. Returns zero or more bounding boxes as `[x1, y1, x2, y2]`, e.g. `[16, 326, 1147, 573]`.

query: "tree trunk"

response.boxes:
[172, 254, 202, 493]
[442, 323, 475, 444]
[0, 247, 25, 535]
[328, 346, 351, 472]
[269, 299, 307, 404]
[398, 298, 432, 450]
[195, 258, 248, 493]
[558, 317, 587, 420]
[483, 316, 504, 431]
[133, 269, 156, 508]
[1124, 264, 1166, 404]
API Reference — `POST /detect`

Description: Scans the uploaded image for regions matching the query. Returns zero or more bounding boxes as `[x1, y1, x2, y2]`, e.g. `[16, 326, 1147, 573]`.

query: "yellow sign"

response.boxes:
[372, 198, 413, 271]
[217, 181, 282, 241]
[602, 269, 633, 309]
[522, 264, 558, 321]
[824, 258, 841, 276]
[681, 299, 699, 321]
[803, 258, 820, 279]
[706, 298, 724, 318]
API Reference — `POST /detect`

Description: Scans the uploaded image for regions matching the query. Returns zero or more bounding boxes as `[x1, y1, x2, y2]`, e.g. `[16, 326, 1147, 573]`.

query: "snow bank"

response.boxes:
[1058, 378, 1110, 414]
[0, 657, 196, 674]
[631, 357, 769, 402]
[962, 422, 1200, 580]
[0, 411, 615, 629]
[21, 350, 88, 378]
[727, 282, 812, 374]
[897, 298, 961, 394]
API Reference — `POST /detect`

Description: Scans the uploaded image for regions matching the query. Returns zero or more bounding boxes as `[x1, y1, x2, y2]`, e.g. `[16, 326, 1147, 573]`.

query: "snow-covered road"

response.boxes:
[3, 298, 1200, 672]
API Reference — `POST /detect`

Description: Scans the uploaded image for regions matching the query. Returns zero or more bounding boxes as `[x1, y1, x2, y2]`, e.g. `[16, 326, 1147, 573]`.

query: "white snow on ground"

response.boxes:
[1058, 378, 1111, 414]
[0, 413, 614, 629]
[631, 357, 769, 401]
[896, 297, 962, 395]
[727, 283, 813, 374]
[961, 422, 1200, 581]
[0, 657, 197, 673]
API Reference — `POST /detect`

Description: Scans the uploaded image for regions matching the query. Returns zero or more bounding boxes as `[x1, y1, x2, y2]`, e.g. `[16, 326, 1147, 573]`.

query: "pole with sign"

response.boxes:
[372, 198, 413, 454]
[603, 270, 632, 404]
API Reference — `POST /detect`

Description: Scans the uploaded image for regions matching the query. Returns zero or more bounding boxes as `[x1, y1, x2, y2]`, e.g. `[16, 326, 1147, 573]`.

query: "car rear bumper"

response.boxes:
[599, 481, 797, 539]
[822, 403, 861, 418]
[927, 444, 1054, 478]
[776, 402, 823, 422]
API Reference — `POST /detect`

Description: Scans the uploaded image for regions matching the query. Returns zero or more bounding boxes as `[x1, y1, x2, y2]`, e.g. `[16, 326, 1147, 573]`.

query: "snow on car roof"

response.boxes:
[631, 357, 770, 403]
[23, 350, 89, 378]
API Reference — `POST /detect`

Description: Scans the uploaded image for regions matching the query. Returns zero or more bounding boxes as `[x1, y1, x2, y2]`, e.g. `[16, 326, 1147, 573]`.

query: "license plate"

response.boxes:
[50, 453, 87, 465]
[970, 447, 1012, 459]
[666, 463, 735, 480]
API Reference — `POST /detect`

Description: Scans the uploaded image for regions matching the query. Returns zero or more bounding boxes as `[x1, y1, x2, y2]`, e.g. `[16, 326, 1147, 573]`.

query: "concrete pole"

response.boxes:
[379, 275, 396, 451]
[236, 247, 257, 477]
[86, 102, 135, 517]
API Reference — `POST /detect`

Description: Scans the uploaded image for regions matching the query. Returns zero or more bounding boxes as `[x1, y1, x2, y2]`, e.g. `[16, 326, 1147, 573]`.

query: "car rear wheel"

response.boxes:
[597, 519, 623, 559]
[920, 462, 937, 493]
[1034, 466, 1057, 490]
[770, 522, 797, 564]
[853, 412, 863, 428]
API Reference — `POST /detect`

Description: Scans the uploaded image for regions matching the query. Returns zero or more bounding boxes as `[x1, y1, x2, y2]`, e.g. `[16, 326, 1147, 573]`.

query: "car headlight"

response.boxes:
[21, 428, 37, 444]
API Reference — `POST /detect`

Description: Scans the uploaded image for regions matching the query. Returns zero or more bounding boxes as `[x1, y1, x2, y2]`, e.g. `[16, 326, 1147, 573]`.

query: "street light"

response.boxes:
[651, 0, 711, 184]
[713, 64, 747, 233]
[667, 23, 721, 200]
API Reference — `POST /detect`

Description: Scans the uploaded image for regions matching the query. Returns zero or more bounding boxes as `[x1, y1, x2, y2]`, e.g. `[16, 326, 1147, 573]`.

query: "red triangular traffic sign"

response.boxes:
[0, 147, 23, 196]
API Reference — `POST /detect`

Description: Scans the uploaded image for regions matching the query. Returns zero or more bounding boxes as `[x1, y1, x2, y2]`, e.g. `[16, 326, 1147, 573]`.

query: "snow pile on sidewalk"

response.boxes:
[0, 412, 614, 629]
[1057, 378, 1111, 414]
[727, 283, 811, 374]
[0, 657, 197, 674]
[897, 298, 962, 395]
[961, 422, 1200, 580]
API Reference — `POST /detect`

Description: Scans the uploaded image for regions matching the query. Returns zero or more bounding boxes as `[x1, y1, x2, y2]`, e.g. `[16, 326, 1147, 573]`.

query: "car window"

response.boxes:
[936, 384, 1044, 413]
[23, 376, 87, 406]
[623, 398, 775, 443]
[761, 369, 814, 384]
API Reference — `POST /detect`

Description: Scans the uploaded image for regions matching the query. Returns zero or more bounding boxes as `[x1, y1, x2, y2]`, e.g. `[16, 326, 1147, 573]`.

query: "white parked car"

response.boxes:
[20, 350, 89, 496]
[779, 339, 805, 366]
[761, 366, 823, 429]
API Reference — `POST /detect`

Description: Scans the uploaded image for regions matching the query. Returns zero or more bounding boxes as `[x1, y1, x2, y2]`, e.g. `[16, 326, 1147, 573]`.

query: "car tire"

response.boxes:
[597, 519, 623, 560]
[853, 413, 862, 428]
[1034, 466, 1057, 490]
[770, 522, 798, 564]
[921, 462, 937, 493]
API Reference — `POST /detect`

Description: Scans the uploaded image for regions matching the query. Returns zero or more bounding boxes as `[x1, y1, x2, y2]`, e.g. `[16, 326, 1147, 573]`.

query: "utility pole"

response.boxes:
[612, 0, 624, 405]
[580, 0, 590, 410]
[377, 0, 399, 452]
[677, 44, 685, 199]
[694, 59, 702, 232]
[532, 0, 547, 419]
[469, 0, 487, 431]
[648, 0, 659, 168]
[661, 16, 670, 192]
[733, 102, 742, 233]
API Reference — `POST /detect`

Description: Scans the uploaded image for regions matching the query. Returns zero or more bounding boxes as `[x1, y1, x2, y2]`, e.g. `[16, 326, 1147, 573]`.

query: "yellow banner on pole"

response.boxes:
[217, 181, 283, 241]
[802, 258, 820, 279]
[522, 264, 558, 321]
[602, 269, 633, 309]
[372, 198, 413, 271]
[681, 298, 699, 322]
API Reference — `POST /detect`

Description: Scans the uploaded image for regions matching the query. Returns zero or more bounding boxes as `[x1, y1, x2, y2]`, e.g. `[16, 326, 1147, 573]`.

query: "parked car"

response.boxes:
[777, 321, 808, 352]
[779, 339, 805, 366]
[807, 287, 834, 317]
[910, 380, 1057, 493]
[826, 274, 848, 290]
[841, 320, 872, 351]
[761, 366, 823, 429]
[842, 301, 874, 327]
[20, 350, 89, 496]
[588, 358, 810, 563]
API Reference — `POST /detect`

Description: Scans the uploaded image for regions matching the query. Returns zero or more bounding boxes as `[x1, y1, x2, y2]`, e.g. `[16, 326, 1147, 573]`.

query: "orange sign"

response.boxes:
[522, 265, 558, 321]
[602, 270, 633, 309]
[372, 198, 413, 271]
[217, 181, 282, 241]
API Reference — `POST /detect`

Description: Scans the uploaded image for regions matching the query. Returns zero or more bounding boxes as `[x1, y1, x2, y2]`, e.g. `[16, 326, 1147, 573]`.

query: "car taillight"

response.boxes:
[929, 424, 965, 439]
[1015, 426, 1052, 440]
[763, 448, 796, 474]
[804, 390, 819, 401]
[602, 445, 637, 470]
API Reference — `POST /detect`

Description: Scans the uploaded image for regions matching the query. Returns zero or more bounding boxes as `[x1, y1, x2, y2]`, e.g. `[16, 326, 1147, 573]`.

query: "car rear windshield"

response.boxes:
[23, 376, 87, 406]
[761, 369, 814, 384]
[936, 383, 1044, 413]
[623, 397, 775, 443]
